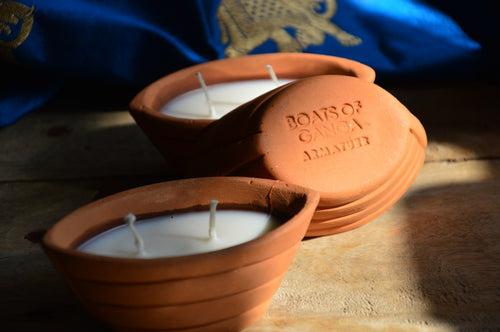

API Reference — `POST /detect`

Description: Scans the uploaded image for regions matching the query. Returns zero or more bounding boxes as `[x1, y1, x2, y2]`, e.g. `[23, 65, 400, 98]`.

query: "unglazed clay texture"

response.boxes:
[42, 177, 320, 331]
[129, 53, 375, 169]
[129, 54, 426, 237]
[176, 75, 427, 236]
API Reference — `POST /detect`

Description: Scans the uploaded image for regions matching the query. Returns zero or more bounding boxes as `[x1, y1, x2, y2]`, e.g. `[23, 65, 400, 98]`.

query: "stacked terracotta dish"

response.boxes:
[211, 75, 427, 236]
[250, 75, 427, 236]
[130, 54, 427, 237]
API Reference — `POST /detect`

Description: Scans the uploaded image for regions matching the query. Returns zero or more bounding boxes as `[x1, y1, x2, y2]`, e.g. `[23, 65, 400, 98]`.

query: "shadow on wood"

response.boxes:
[402, 167, 500, 329]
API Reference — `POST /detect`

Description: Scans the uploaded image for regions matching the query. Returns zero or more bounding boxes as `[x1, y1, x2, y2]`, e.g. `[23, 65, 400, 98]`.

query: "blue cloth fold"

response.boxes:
[0, 0, 491, 126]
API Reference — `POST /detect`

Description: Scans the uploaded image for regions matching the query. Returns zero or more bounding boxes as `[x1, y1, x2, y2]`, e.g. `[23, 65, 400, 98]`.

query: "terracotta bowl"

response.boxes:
[42, 177, 320, 332]
[129, 53, 375, 170]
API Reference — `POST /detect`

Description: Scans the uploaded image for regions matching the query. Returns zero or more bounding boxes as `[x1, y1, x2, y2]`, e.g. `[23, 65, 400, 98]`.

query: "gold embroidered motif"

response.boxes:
[0, 0, 34, 59]
[217, 0, 361, 57]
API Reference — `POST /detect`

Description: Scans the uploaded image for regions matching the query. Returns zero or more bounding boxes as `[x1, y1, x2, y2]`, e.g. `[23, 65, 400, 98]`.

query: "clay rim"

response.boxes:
[312, 128, 420, 219]
[42, 177, 320, 265]
[129, 53, 376, 128]
[309, 135, 423, 229]
[305, 146, 425, 236]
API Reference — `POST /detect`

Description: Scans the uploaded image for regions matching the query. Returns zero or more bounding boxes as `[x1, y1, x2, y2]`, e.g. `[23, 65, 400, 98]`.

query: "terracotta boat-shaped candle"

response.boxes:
[129, 53, 375, 170]
[177, 75, 427, 236]
[42, 177, 320, 331]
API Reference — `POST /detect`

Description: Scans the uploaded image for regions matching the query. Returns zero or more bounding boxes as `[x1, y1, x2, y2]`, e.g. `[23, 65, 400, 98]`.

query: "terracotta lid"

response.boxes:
[259, 75, 418, 206]
[186, 75, 426, 209]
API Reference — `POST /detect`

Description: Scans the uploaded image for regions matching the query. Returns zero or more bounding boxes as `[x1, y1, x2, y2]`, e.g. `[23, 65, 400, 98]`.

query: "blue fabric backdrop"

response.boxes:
[0, 0, 494, 126]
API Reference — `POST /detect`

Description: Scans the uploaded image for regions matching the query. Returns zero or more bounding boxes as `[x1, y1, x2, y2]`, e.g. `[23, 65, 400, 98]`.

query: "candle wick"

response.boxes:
[208, 199, 218, 241]
[124, 213, 147, 257]
[195, 72, 217, 119]
[265, 64, 280, 86]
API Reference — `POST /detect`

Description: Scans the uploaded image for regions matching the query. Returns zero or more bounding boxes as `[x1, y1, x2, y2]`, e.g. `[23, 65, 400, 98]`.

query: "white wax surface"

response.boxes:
[160, 79, 294, 119]
[78, 210, 281, 258]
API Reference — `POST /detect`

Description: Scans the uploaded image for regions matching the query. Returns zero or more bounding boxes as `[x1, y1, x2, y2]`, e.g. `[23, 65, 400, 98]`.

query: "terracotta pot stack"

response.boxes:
[186, 75, 426, 236]
[253, 75, 427, 236]
[130, 60, 427, 237]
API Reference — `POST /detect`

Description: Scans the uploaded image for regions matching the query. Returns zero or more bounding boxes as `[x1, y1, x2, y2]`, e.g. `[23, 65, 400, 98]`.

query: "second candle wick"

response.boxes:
[124, 213, 148, 257]
[209, 199, 219, 241]
[195, 72, 217, 119]
[265, 64, 280, 85]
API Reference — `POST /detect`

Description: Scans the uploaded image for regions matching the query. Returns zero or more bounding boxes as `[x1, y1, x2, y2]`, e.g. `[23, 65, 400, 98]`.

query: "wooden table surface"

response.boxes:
[1, 84, 499, 331]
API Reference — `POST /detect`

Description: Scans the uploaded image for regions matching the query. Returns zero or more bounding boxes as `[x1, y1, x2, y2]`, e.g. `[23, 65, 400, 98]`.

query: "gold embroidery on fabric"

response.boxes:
[217, 0, 361, 57]
[0, 0, 34, 59]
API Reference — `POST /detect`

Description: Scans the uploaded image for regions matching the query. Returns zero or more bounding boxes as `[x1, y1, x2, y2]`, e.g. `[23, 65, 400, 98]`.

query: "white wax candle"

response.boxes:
[78, 210, 281, 258]
[160, 79, 294, 120]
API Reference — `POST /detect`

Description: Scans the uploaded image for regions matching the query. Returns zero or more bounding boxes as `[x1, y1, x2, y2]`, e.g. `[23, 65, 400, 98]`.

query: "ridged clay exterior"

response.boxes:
[43, 177, 320, 331]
